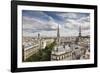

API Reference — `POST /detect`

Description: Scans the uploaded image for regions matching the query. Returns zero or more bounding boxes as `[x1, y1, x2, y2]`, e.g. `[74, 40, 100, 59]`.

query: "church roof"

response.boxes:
[52, 45, 71, 55]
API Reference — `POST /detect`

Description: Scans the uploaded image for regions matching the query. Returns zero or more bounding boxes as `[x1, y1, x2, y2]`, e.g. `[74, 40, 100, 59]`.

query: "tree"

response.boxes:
[25, 41, 56, 62]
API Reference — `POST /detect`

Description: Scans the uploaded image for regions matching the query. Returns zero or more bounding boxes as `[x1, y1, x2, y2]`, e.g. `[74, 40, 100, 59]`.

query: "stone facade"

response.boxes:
[51, 25, 90, 61]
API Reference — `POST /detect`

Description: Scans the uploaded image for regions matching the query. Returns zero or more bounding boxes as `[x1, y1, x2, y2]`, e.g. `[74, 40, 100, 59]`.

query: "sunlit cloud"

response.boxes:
[22, 10, 90, 37]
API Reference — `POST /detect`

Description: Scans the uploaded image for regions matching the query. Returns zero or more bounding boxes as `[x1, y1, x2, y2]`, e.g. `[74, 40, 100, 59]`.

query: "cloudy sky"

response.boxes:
[22, 10, 90, 37]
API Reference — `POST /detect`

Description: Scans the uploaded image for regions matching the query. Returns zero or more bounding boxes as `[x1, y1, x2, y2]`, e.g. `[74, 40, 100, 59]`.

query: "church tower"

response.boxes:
[38, 33, 42, 49]
[56, 24, 60, 46]
[55, 24, 60, 52]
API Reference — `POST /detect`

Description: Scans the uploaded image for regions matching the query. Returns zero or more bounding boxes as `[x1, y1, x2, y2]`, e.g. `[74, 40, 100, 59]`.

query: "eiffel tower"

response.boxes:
[75, 26, 82, 44]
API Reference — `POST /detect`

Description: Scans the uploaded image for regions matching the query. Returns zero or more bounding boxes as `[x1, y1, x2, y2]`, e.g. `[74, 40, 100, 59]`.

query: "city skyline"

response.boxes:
[22, 10, 90, 37]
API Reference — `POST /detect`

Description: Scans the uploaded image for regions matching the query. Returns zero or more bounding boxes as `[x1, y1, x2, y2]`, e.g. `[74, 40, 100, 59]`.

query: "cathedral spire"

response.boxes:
[56, 24, 60, 46]
[57, 24, 60, 38]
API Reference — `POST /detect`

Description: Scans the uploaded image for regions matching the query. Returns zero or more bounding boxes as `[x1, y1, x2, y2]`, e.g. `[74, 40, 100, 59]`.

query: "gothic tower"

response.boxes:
[56, 24, 60, 46]
[38, 33, 42, 49]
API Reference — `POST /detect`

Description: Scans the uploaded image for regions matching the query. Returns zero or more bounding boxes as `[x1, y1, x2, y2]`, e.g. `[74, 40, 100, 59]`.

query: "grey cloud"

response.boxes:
[22, 16, 59, 33]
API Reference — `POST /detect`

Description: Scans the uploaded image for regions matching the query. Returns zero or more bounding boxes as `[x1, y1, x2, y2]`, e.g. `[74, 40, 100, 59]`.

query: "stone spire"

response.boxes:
[56, 24, 60, 46]
[38, 33, 41, 49]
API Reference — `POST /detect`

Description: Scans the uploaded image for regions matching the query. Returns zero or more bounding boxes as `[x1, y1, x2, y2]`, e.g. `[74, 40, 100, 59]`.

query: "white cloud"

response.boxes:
[63, 14, 90, 31]
[22, 11, 90, 37]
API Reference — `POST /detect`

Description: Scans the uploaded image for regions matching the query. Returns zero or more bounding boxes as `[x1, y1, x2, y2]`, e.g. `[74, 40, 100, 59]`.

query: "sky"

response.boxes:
[22, 10, 90, 37]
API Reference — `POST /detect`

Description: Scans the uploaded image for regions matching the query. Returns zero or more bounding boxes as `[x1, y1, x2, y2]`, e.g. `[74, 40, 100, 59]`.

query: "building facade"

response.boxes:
[51, 25, 90, 61]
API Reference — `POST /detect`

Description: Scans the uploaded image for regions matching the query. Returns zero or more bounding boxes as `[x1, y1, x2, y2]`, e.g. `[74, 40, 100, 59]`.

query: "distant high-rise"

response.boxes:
[38, 33, 40, 39]
[79, 26, 82, 37]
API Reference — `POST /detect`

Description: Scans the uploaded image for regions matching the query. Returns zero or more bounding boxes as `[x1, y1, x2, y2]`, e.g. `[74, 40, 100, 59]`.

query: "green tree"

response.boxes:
[25, 41, 56, 62]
